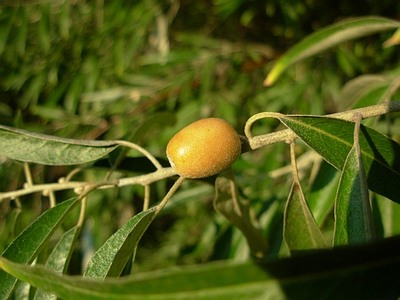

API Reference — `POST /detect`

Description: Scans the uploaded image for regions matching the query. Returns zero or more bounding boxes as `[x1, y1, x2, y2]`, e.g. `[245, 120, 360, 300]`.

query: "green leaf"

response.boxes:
[284, 182, 328, 251]
[333, 122, 374, 246]
[337, 74, 391, 111]
[0, 198, 79, 300]
[306, 160, 339, 226]
[83, 207, 157, 279]
[0, 125, 118, 165]
[383, 27, 400, 48]
[213, 171, 268, 258]
[45, 226, 80, 273]
[278, 116, 400, 204]
[34, 226, 80, 300]
[1, 258, 278, 300]
[265, 17, 400, 85]
[2, 236, 400, 299]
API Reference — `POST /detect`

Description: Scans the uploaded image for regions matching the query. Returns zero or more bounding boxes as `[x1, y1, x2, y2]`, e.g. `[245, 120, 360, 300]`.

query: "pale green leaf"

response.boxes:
[337, 74, 391, 111]
[0, 125, 118, 165]
[265, 17, 400, 85]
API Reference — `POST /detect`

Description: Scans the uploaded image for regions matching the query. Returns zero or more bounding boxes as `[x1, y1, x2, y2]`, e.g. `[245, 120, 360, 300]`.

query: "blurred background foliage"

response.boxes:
[1, 0, 400, 274]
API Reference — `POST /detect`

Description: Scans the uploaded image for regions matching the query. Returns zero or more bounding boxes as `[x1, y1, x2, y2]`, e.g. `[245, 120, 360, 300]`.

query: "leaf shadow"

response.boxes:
[259, 235, 400, 299]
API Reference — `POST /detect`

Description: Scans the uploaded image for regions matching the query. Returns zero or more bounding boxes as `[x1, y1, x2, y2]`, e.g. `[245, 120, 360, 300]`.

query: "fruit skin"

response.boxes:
[166, 118, 241, 178]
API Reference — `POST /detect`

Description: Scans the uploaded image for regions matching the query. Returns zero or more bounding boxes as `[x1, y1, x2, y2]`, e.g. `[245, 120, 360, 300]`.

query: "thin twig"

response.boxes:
[288, 139, 299, 183]
[143, 185, 151, 211]
[23, 162, 33, 187]
[0, 167, 177, 202]
[2, 101, 399, 203]
[155, 176, 185, 214]
[48, 191, 56, 208]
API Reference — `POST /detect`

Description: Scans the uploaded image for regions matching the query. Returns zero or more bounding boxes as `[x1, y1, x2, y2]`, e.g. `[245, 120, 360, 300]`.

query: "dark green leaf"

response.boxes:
[0, 125, 118, 165]
[284, 182, 328, 251]
[333, 124, 374, 246]
[2, 236, 400, 299]
[264, 235, 400, 299]
[306, 160, 339, 226]
[34, 226, 80, 300]
[279, 116, 400, 203]
[0, 198, 79, 299]
[83, 207, 157, 279]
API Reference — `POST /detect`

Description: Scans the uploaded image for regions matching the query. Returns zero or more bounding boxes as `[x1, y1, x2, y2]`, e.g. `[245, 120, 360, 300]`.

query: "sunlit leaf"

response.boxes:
[83, 207, 157, 279]
[383, 28, 400, 47]
[265, 17, 400, 85]
[0, 125, 118, 165]
[278, 115, 400, 203]
[0, 198, 79, 299]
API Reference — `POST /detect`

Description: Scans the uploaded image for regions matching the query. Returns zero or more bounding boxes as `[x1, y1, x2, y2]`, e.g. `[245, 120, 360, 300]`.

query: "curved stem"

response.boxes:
[113, 140, 163, 170]
[245, 100, 400, 150]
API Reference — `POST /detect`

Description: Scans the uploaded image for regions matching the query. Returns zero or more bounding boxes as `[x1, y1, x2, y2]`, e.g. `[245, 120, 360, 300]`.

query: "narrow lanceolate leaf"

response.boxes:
[334, 121, 374, 246]
[383, 28, 400, 47]
[278, 116, 400, 204]
[306, 161, 339, 226]
[337, 75, 392, 111]
[214, 172, 268, 258]
[2, 235, 400, 299]
[34, 226, 80, 300]
[284, 181, 327, 251]
[0, 257, 278, 300]
[0, 198, 79, 300]
[0, 124, 118, 165]
[265, 17, 400, 85]
[83, 207, 157, 279]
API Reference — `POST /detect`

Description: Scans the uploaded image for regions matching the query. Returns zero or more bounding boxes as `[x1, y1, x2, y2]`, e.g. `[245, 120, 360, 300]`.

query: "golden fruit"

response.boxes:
[166, 118, 241, 178]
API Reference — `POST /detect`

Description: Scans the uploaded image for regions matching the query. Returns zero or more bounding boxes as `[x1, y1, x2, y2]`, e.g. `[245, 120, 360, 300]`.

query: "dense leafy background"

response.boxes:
[1, 0, 400, 298]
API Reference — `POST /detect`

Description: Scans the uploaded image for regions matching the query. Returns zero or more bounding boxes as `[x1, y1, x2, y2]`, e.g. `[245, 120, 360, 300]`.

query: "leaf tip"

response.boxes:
[264, 62, 285, 86]
[263, 73, 280, 88]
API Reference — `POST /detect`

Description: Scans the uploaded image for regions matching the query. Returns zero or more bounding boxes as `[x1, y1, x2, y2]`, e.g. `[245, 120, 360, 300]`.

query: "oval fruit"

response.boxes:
[166, 118, 241, 178]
